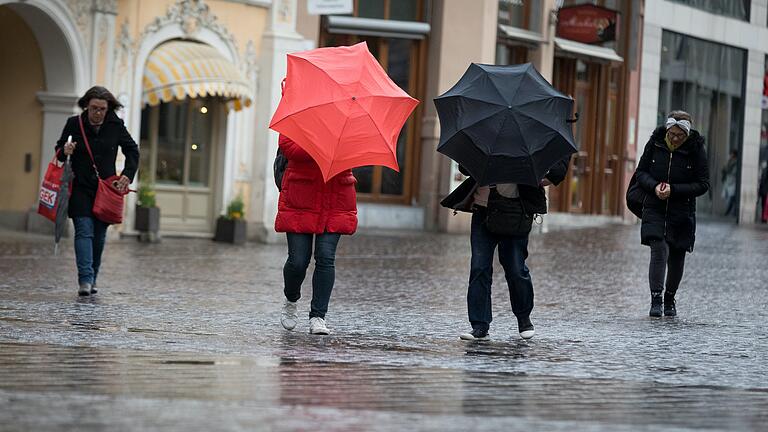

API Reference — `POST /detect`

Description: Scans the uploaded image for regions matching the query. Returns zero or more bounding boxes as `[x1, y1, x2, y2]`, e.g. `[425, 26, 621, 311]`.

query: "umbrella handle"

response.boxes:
[566, 112, 579, 123]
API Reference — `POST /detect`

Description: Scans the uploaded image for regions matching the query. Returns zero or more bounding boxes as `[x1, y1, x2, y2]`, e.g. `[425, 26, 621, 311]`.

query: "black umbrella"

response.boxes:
[54, 155, 73, 255]
[434, 63, 577, 187]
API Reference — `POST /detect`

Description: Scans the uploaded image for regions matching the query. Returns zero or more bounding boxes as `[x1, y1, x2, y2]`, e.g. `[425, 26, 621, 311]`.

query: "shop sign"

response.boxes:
[557, 4, 619, 44]
[308, 0, 353, 15]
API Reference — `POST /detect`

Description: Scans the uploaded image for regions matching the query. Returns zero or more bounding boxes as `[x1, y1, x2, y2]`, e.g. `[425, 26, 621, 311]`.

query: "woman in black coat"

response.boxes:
[55, 86, 139, 296]
[635, 110, 709, 317]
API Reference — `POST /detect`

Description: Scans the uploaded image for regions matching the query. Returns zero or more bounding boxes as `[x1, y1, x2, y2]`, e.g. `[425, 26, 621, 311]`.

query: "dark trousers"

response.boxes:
[72, 216, 108, 285]
[648, 239, 686, 297]
[467, 209, 533, 333]
[283, 232, 341, 319]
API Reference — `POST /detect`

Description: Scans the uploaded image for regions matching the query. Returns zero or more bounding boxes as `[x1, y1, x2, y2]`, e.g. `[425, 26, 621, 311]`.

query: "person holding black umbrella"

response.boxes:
[56, 86, 139, 296]
[443, 161, 569, 341]
[436, 63, 577, 340]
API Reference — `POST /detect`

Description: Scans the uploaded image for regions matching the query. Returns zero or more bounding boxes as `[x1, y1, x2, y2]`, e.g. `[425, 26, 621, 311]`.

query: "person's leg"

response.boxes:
[498, 234, 534, 328]
[467, 209, 498, 334]
[309, 232, 341, 319]
[72, 217, 95, 293]
[664, 246, 687, 316]
[283, 233, 313, 302]
[648, 239, 668, 316]
[90, 218, 108, 289]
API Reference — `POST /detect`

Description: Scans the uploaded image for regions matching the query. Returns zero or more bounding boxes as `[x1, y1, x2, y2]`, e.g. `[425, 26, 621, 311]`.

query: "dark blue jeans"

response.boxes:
[283, 232, 341, 319]
[468, 208, 533, 333]
[72, 217, 108, 286]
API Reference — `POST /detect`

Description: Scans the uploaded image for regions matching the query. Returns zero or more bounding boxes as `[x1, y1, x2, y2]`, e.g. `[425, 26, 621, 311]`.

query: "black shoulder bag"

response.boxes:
[484, 188, 533, 236]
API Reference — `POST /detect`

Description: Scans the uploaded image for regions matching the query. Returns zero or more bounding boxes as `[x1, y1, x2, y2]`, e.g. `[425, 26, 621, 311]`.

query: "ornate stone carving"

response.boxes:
[65, 0, 92, 44]
[93, 0, 118, 14]
[140, 0, 238, 53]
[115, 20, 134, 74]
[244, 40, 258, 79]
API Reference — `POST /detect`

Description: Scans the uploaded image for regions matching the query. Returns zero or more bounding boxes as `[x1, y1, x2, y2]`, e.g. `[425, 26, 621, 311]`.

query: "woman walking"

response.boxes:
[274, 134, 357, 335]
[635, 110, 709, 316]
[55, 86, 139, 296]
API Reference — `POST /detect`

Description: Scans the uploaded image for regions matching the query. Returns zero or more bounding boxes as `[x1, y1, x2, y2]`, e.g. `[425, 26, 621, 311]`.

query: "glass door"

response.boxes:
[139, 98, 218, 233]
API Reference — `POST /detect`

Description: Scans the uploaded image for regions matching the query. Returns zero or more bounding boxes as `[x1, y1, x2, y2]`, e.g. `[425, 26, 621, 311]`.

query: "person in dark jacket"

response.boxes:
[635, 110, 709, 317]
[55, 86, 139, 296]
[274, 134, 357, 335]
[441, 157, 569, 340]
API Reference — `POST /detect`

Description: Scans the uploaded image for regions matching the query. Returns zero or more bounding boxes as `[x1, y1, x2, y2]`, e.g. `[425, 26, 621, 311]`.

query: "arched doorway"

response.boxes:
[138, 40, 252, 235]
[0, 1, 85, 230]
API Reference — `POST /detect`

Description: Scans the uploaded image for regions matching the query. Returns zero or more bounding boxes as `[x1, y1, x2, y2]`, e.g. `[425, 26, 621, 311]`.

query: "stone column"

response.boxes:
[250, 0, 311, 242]
[91, 0, 118, 87]
[28, 92, 78, 233]
[740, 49, 765, 223]
[529, 0, 557, 82]
[421, 0, 499, 233]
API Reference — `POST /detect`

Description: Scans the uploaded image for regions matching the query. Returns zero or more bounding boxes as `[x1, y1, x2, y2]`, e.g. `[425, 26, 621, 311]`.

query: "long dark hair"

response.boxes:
[78, 86, 123, 111]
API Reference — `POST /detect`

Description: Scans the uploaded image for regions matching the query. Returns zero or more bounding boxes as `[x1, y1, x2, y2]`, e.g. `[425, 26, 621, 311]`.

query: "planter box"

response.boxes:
[135, 206, 160, 233]
[214, 217, 246, 245]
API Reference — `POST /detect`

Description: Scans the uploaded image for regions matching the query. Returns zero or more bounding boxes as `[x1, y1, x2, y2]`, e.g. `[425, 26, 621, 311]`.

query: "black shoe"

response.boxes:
[459, 328, 489, 341]
[517, 316, 535, 339]
[649, 293, 663, 317]
[664, 294, 676, 316]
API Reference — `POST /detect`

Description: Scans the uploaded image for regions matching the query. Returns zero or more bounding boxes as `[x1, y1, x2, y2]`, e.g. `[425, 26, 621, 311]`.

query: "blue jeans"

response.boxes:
[467, 208, 533, 333]
[72, 217, 108, 286]
[283, 232, 341, 319]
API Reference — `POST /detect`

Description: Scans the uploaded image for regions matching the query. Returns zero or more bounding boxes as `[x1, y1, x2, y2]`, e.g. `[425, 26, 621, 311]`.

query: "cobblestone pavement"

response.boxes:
[0, 222, 767, 431]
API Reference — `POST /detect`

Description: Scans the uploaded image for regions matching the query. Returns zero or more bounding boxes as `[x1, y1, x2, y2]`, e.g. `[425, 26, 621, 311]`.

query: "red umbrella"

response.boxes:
[269, 42, 419, 182]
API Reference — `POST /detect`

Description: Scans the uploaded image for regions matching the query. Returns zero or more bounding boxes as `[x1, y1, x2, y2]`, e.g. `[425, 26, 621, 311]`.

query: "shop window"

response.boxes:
[354, 0, 423, 21]
[666, 0, 750, 21]
[658, 31, 747, 217]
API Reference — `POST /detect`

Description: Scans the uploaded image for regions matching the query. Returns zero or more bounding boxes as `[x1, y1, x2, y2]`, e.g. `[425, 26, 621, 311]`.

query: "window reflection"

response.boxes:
[658, 31, 746, 216]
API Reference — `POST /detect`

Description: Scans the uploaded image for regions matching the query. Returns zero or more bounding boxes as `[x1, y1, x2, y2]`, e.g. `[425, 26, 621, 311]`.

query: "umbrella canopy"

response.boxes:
[54, 156, 73, 255]
[434, 63, 577, 187]
[269, 42, 419, 182]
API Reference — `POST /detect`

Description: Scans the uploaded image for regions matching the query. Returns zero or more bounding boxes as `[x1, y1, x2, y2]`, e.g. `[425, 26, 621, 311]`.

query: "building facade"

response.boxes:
[0, 0, 314, 240]
[297, 0, 644, 232]
[638, 0, 768, 223]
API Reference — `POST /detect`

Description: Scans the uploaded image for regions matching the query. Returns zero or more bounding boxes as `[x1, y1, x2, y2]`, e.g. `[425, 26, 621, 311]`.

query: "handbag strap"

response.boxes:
[77, 115, 101, 179]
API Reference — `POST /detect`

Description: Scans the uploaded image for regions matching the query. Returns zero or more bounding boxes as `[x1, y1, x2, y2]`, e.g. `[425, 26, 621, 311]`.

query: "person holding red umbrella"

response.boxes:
[274, 131, 357, 335]
[270, 43, 418, 335]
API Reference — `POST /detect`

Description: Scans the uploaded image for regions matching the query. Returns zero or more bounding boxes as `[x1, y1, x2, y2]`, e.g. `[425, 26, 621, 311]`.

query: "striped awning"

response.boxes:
[143, 41, 252, 110]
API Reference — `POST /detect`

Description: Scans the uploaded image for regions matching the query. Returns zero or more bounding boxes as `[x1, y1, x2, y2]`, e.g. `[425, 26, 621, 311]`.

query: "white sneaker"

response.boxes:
[309, 317, 330, 335]
[280, 300, 298, 330]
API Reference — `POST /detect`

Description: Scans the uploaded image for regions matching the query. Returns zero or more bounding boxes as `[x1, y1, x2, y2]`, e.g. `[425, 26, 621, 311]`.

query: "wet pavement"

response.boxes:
[1, 222, 767, 431]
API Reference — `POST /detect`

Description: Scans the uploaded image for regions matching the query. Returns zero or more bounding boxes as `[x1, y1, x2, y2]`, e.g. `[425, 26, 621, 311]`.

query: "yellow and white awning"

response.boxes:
[143, 41, 252, 110]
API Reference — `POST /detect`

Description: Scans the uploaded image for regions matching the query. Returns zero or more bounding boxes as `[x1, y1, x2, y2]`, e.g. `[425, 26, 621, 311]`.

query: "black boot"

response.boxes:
[664, 292, 676, 316]
[649, 293, 663, 317]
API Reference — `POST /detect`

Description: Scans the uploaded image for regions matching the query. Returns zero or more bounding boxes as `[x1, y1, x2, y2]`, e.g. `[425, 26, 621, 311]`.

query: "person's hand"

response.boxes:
[655, 182, 671, 200]
[63, 141, 76, 156]
[114, 175, 130, 193]
[540, 178, 553, 187]
[660, 184, 671, 200]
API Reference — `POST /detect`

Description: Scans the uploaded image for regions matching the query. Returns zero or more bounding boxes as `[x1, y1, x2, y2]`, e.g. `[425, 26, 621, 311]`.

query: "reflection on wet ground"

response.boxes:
[1, 222, 767, 430]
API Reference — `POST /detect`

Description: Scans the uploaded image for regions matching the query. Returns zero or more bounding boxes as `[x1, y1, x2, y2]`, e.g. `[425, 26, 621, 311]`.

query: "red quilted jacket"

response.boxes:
[274, 135, 358, 234]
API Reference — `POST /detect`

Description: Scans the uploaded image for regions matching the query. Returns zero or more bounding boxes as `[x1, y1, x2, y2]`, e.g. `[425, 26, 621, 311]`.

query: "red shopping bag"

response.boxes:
[763, 195, 768, 222]
[37, 153, 66, 222]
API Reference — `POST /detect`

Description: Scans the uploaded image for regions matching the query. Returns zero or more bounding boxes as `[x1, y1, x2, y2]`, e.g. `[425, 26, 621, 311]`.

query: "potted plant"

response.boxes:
[214, 195, 246, 244]
[135, 181, 160, 242]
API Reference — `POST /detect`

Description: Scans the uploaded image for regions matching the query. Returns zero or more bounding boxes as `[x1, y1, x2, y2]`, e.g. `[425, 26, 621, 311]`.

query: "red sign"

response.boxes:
[557, 4, 619, 45]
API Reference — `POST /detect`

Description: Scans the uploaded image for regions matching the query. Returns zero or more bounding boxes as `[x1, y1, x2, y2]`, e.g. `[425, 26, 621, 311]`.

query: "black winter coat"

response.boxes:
[636, 127, 709, 251]
[55, 111, 139, 218]
[440, 157, 569, 215]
